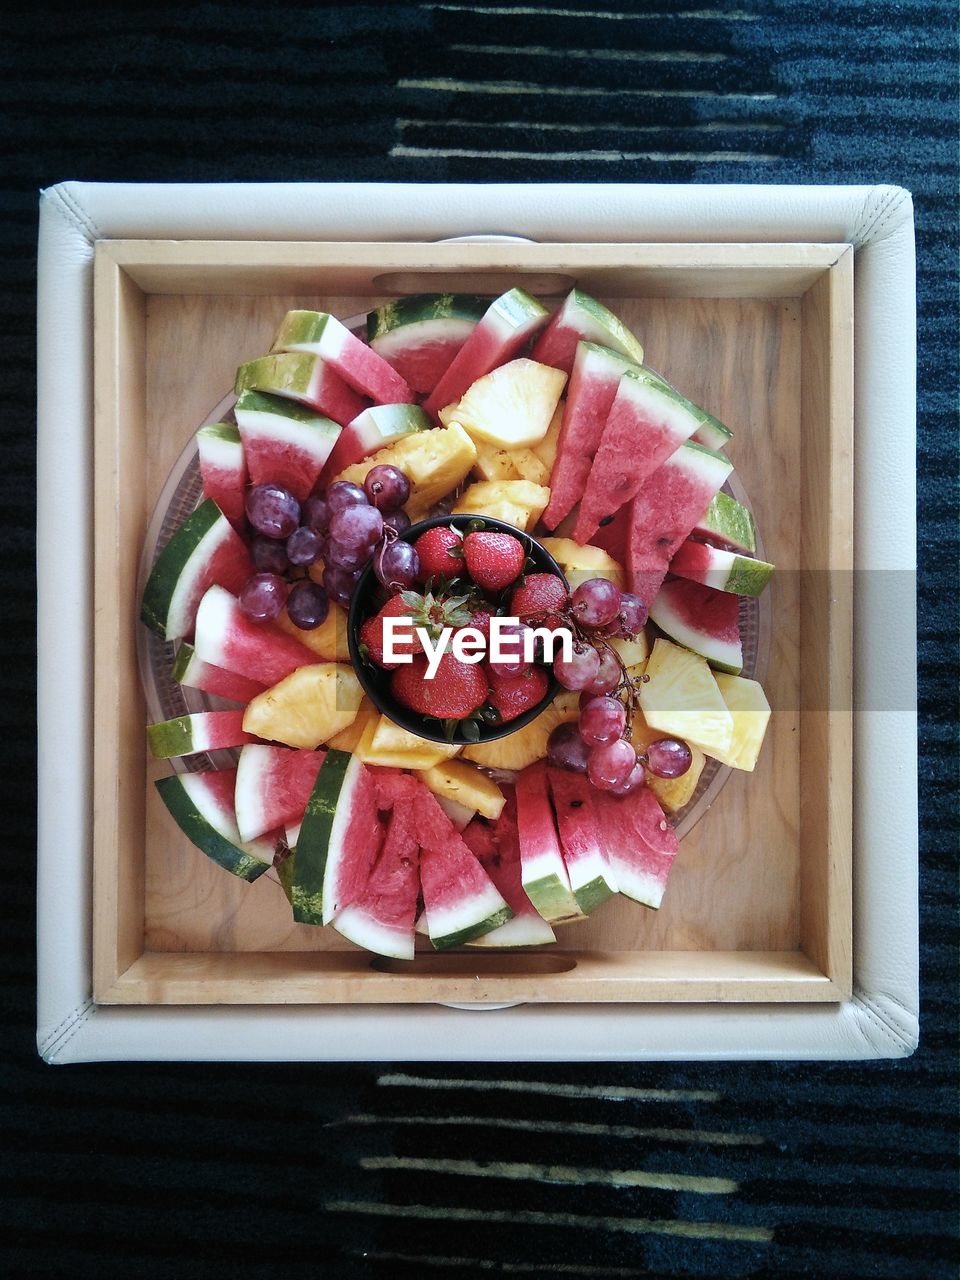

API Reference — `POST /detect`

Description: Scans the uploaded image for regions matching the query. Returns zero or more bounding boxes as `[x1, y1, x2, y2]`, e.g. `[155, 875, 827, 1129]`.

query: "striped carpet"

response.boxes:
[6, 1, 959, 1276]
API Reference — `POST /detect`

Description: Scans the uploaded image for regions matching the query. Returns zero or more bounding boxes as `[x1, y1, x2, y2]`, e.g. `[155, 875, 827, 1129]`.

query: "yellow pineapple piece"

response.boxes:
[334, 422, 477, 521]
[354, 714, 462, 769]
[610, 631, 650, 670]
[453, 358, 567, 448]
[540, 537, 625, 591]
[710, 674, 771, 770]
[509, 447, 550, 486]
[275, 601, 350, 662]
[649, 745, 707, 811]
[469, 437, 522, 483]
[452, 479, 550, 532]
[242, 663, 363, 750]
[638, 638, 733, 759]
[463, 701, 561, 772]
[553, 688, 580, 723]
[533, 400, 563, 474]
[418, 759, 506, 820]
[326, 695, 378, 752]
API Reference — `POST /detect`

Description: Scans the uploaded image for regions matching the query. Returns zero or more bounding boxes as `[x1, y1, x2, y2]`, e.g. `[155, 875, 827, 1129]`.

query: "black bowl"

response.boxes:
[347, 514, 567, 745]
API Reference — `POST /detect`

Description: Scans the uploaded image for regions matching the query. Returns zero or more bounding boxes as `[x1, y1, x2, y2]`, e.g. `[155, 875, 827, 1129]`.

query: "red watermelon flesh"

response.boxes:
[321, 757, 386, 924]
[194, 585, 317, 687]
[573, 375, 700, 544]
[295, 359, 367, 426]
[234, 744, 326, 841]
[378, 330, 475, 396]
[625, 443, 733, 609]
[198, 423, 247, 531]
[462, 807, 557, 946]
[332, 803, 421, 959]
[514, 761, 581, 925]
[461, 817, 500, 864]
[422, 288, 549, 422]
[546, 767, 618, 913]
[542, 342, 637, 531]
[649, 577, 743, 674]
[235, 390, 344, 502]
[529, 290, 645, 376]
[590, 504, 631, 565]
[173, 642, 267, 705]
[592, 786, 679, 909]
[272, 310, 415, 405]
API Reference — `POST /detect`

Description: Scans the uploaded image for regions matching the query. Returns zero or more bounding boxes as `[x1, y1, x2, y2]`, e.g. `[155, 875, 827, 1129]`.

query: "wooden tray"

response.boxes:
[92, 239, 853, 1007]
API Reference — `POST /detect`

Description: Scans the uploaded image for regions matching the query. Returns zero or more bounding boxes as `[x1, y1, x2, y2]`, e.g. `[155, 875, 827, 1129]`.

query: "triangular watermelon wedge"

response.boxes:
[333, 802, 421, 959]
[592, 786, 679, 909]
[197, 423, 247, 531]
[573, 373, 701, 544]
[234, 744, 325, 841]
[235, 352, 366, 426]
[234, 389, 343, 501]
[530, 289, 644, 376]
[155, 768, 278, 882]
[463, 801, 556, 947]
[271, 310, 415, 405]
[172, 642, 267, 705]
[515, 762, 583, 925]
[546, 767, 618, 913]
[194, 585, 317, 686]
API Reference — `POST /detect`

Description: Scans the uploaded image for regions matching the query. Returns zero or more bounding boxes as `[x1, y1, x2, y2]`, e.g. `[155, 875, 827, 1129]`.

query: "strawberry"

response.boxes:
[469, 608, 493, 639]
[358, 595, 418, 669]
[391, 654, 488, 720]
[510, 572, 569, 630]
[463, 530, 526, 592]
[486, 663, 549, 723]
[414, 525, 465, 584]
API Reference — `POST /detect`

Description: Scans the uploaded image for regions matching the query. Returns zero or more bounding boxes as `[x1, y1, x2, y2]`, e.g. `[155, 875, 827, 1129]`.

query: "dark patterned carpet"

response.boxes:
[6, 1, 958, 1276]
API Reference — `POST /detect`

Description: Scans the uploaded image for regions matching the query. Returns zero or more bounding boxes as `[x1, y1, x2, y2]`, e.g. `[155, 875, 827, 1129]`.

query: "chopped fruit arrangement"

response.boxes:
[142, 286, 774, 960]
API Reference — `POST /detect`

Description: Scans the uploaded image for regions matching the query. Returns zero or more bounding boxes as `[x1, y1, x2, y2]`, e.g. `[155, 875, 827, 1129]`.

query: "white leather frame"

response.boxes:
[36, 183, 917, 1062]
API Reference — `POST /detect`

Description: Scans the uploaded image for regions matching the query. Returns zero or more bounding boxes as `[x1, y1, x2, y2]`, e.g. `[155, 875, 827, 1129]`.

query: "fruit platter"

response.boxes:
[139, 285, 773, 963]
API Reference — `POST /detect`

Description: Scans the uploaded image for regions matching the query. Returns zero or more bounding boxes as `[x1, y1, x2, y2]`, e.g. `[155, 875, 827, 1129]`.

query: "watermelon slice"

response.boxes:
[234, 744, 326, 841]
[197, 423, 247, 531]
[625, 442, 733, 609]
[692, 491, 758, 555]
[235, 352, 365, 427]
[573, 373, 701, 544]
[276, 841, 296, 905]
[422, 288, 550, 423]
[318, 403, 431, 485]
[234, 389, 343, 502]
[367, 293, 488, 395]
[272, 310, 415, 405]
[590, 503, 630, 565]
[631, 366, 733, 452]
[541, 342, 639, 532]
[464, 805, 556, 947]
[546, 768, 619, 913]
[140, 498, 252, 641]
[172, 641, 267, 706]
[515, 762, 583, 924]
[194, 585, 317, 687]
[670, 539, 774, 596]
[530, 288, 644, 376]
[649, 577, 743, 674]
[333, 802, 421, 959]
[155, 768, 277, 881]
[147, 710, 256, 759]
[287, 750, 382, 925]
[592, 785, 679, 909]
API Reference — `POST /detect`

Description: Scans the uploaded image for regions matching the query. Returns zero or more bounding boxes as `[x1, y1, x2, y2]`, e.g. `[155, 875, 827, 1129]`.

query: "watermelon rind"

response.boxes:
[171, 641, 266, 705]
[693, 492, 757, 555]
[546, 769, 619, 913]
[155, 772, 274, 882]
[421, 856, 513, 950]
[367, 295, 488, 392]
[146, 710, 252, 759]
[197, 422, 246, 527]
[234, 744, 325, 843]
[631, 366, 733, 450]
[593, 788, 679, 910]
[367, 293, 488, 342]
[140, 498, 249, 640]
[532, 288, 644, 372]
[234, 388, 341, 497]
[670, 539, 774, 596]
[288, 748, 354, 925]
[271, 309, 414, 403]
[515, 764, 583, 925]
[467, 913, 556, 947]
[649, 579, 743, 675]
[333, 902, 415, 961]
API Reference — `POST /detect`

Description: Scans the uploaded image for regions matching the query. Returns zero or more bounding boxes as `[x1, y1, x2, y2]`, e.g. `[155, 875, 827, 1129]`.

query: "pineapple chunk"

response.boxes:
[326, 695, 378, 752]
[242, 663, 363, 750]
[453, 358, 567, 448]
[509, 447, 550, 486]
[540, 537, 625, 591]
[553, 688, 581, 723]
[710, 674, 771, 770]
[418, 759, 506, 820]
[334, 423, 477, 521]
[453, 479, 550, 532]
[275, 601, 350, 662]
[533, 400, 563, 474]
[355, 714, 462, 769]
[470, 437, 522, 483]
[649, 744, 707, 811]
[638, 638, 733, 759]
[463, 701, 561, 772]
[610, 631, 650, 669]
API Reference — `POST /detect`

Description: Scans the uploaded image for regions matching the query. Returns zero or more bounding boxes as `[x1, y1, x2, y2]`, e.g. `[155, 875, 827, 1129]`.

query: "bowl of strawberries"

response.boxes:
[348, 514, 567, 745]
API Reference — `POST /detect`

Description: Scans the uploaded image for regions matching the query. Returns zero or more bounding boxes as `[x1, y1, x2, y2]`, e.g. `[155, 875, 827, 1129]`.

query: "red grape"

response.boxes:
[239, 572, 287, 622]
[251, 534, 289, 575]
[326, 480, 367, 515]
[554, 643, 601, 691]
[610, 758, 647, 796]
[587, 738, 637, 790]
[383, 509, 411, 536]
[364, 464, 410, 512]
[245, 484, 300, 539]
[286, 526, 323, 566]
[323, 563, 362, 607]
[547, 722, 591, 773]
[645, 738, 693, 779]
[570, 577, 621, 628]
[374, 539, 420, 592]
[578, 695, 626, 746]
[301, 494, 330, 533]
[286, 580, 329, 629]
[583, 645, 621, 696]
[326, 538, 368, 571]
[615, 591, 647, 637]
[330, 502, 383, 550]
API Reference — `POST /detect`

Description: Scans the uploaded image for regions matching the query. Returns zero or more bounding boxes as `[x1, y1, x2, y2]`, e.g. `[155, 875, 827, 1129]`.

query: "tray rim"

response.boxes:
[36, 181, 917, 1062]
